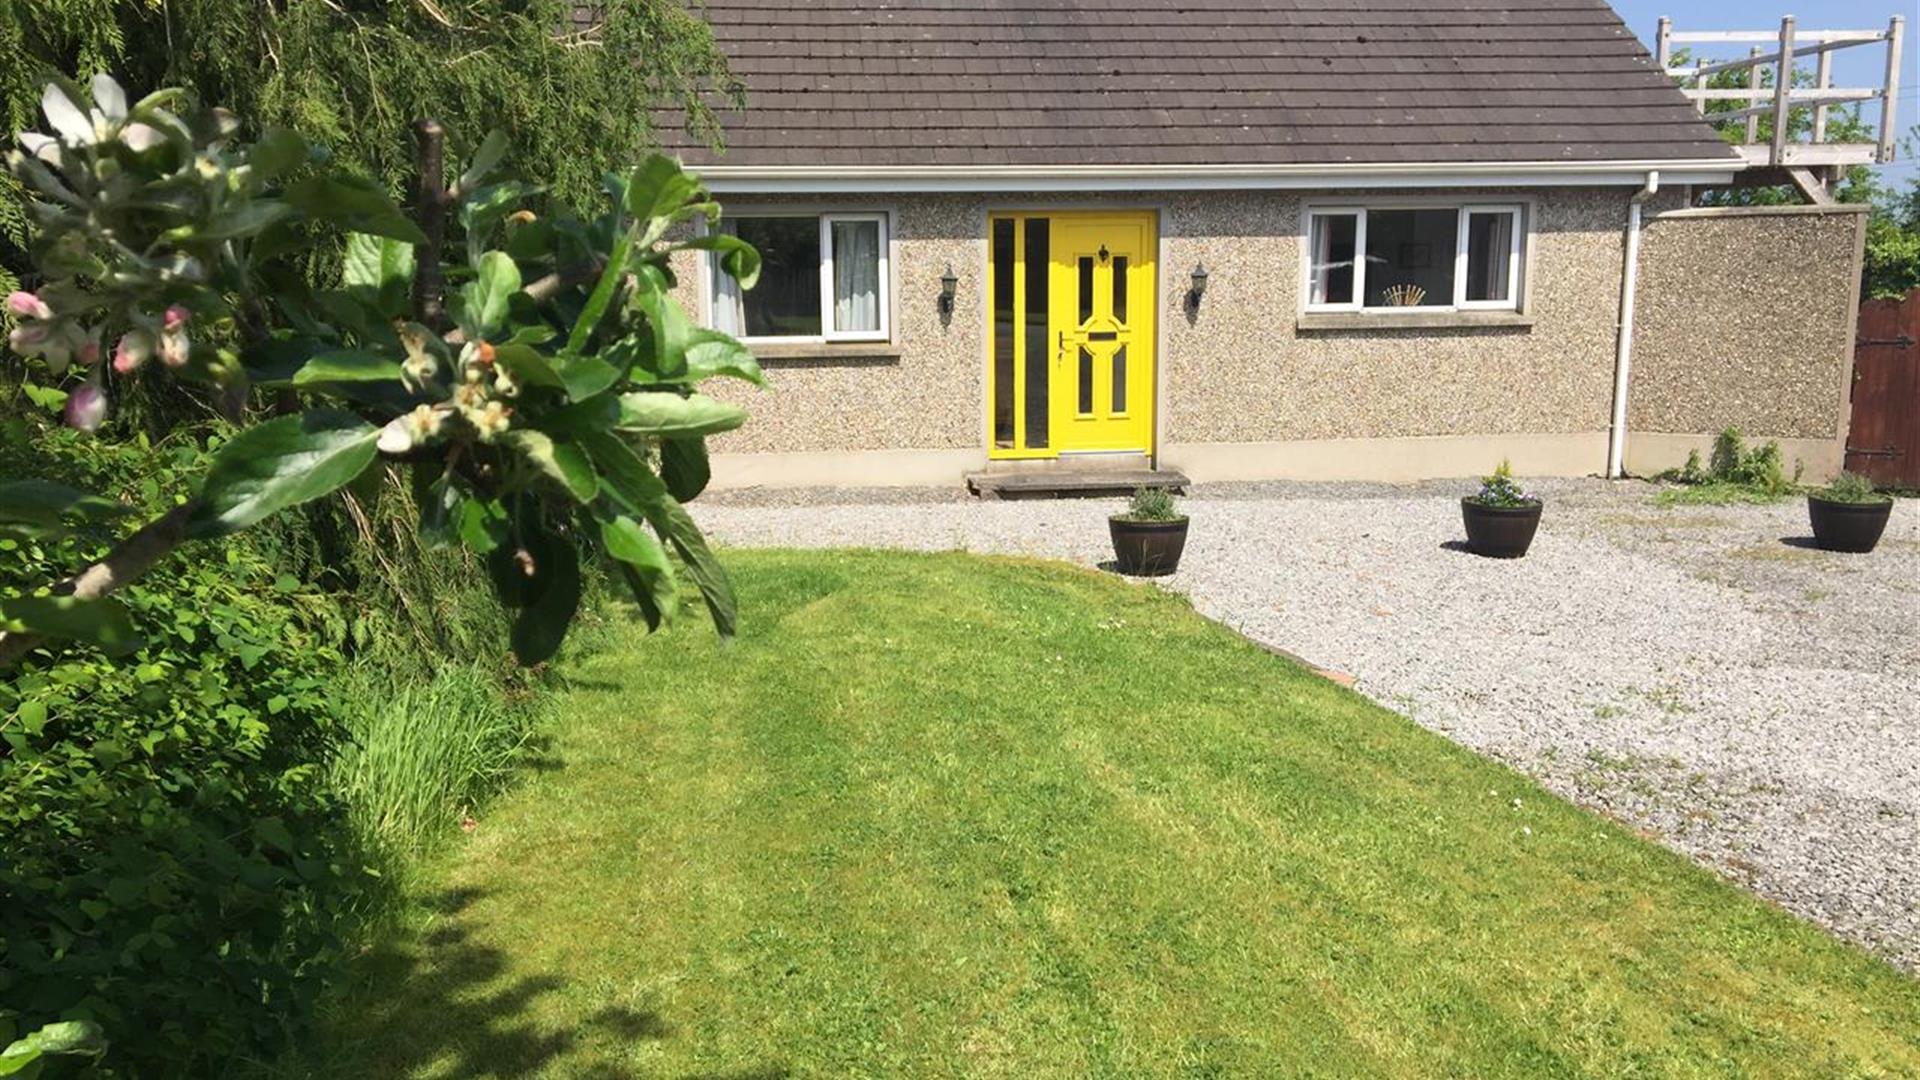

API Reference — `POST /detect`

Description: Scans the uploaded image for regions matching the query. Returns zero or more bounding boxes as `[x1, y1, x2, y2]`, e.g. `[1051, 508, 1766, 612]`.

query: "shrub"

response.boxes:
[0, 421, 363, 1072]
[1115, 486, 1182, 522]
[1467, 459, 1539, 508]
[1816, 471, 1892, 505]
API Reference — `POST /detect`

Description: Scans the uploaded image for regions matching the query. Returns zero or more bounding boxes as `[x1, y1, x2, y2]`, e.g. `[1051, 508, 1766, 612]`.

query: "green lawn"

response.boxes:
[305, 550, 1920, 1077]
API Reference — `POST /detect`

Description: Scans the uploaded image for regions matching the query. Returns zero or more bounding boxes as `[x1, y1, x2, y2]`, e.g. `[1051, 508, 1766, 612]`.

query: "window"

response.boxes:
[1305, 205, 1523, 313]
[709, 212, 890, 342]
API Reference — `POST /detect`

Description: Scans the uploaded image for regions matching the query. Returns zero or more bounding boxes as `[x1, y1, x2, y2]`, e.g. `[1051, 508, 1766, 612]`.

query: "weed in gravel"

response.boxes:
[1652, 429, 1801, 505]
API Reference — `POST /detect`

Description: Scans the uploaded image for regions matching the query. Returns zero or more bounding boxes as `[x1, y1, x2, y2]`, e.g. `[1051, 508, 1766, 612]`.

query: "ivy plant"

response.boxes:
[1, 74, 763, 668]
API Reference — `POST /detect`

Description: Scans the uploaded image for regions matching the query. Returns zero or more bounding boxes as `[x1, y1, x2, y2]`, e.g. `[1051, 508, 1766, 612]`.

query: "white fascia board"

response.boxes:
[694, 160, 1740, 194]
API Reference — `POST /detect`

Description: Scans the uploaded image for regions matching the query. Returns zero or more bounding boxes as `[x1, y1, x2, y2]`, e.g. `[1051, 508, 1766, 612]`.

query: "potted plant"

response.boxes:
[1807, 471, 1894, 553]
[1461, 459, 1542, 559]
[1110, 486, 1188, 576]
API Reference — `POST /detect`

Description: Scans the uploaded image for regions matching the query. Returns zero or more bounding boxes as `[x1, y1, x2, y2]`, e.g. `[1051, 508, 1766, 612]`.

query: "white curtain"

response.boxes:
[710, 220, 744, 334]
[1470, 212, 1514, 302]
[832, 219, 880, 333]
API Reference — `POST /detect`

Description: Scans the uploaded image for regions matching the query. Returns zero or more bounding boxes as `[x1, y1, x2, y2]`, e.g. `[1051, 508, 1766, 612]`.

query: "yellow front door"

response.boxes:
[987, 212, 1156, 458]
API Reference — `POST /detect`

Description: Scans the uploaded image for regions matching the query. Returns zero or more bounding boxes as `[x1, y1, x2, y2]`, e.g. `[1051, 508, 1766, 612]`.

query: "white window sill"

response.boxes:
[1296, 311, 1535, 332]
[749, 341, 902, 363]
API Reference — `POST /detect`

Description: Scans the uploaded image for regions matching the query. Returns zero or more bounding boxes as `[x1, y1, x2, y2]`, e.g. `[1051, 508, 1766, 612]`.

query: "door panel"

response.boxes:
[986, 212, 1155, 458]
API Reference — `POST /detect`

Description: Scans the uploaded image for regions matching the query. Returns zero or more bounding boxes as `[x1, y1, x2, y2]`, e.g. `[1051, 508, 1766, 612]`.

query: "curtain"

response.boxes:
[710, 220, 744, 334]
[1470, 212, 1514, 302]
[832, 219, 880, 332]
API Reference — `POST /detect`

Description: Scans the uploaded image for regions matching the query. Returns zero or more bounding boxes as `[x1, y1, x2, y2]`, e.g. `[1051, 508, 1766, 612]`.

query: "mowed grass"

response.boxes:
[303, 550, 1920, 1078]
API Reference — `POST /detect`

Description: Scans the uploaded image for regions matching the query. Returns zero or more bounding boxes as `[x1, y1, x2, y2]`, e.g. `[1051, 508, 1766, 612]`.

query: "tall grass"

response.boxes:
[331, 666, 545, 862]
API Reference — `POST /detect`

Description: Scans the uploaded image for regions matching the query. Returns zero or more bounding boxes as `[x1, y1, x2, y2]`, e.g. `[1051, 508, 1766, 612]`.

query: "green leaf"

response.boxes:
[581, 432, 735, 637]
[189, 409, 379, 538]
[616, 392, 746, 438]
[20, 382, 67, 412]
[20, 1021, 103, 1058]
[491, 343, 563, 388]
[679, 232, 761, 289]
[290, 350, 402, 386]
[599, 514, 677, 630]
[660, 437, 711, 501]
[458, 129, 510, 196]
[0, 595, 139, 655]
[566, 232, 631, 355]
[190, 199, 293, 241]
[0, 480, 129, 532]
[509, 531, 581, 665]
[503, 430, 598, 503]
[553, 354, 621, 402]
[249, 127, 309, 180]
[458, 251, 521, 340]
[457, 497, 508, 554]
[682, 328, 766, 386]
[286, 175, 428, 245]
[624, 154, 714, 246]
[342, 231, 416, 317]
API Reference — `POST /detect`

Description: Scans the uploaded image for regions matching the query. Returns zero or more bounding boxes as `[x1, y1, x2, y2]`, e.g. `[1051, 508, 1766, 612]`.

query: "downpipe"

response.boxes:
[1606, 170, 1659, 479]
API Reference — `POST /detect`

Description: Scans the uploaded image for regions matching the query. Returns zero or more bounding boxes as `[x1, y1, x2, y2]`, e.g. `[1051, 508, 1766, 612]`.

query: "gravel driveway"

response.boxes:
[693, 479, 1920, 970]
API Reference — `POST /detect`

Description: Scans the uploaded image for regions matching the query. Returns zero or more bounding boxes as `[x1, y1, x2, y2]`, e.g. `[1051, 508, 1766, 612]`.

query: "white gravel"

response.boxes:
[693, 479, 1920, 969]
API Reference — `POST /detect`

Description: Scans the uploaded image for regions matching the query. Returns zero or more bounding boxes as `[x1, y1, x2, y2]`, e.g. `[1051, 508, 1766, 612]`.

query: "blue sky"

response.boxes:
[1608, 0, 1919, 188]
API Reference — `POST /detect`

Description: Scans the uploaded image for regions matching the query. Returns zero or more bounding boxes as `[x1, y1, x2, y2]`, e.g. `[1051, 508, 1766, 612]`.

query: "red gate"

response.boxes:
[1847, 290, 1920, 489]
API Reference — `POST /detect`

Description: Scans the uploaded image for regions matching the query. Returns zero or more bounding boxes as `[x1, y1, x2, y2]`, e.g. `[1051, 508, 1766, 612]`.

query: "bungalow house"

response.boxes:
[644, 0, 1874, 488]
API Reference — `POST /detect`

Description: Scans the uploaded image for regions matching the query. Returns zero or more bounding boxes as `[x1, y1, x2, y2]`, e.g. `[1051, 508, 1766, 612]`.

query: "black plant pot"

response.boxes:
[1460, 499, 1542, 559]
[1110, 517, 1189, 576]
[1807, 495, 1892, 553]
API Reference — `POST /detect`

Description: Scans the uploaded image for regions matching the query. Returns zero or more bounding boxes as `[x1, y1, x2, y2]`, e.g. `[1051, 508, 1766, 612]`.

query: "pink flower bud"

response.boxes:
[162, 305, 191, 331]
[65, 383, 106, 432]
[113, 331, 153, 374]
[6, 291, 51, 320]
[74, 335, 101, 368]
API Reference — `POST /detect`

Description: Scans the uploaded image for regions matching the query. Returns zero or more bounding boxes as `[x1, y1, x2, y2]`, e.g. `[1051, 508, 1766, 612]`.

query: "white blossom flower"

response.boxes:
[39, 83, 94, 147]
[377, 415, 414, 455]
[470, 400, 512, 442]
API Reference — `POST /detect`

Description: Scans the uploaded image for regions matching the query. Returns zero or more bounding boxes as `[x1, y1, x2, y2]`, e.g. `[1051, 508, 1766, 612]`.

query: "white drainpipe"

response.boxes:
[1607, 170, 1659, 479]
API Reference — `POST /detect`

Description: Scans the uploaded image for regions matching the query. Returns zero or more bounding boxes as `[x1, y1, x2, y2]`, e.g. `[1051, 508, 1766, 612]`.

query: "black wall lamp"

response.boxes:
[939, 265, 959, 315]
[1186, 263, 1209, 312]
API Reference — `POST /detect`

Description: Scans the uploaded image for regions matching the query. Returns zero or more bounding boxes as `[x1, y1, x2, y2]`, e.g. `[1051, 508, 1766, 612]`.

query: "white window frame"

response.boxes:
[706, 210, 891, 345]
[1455, 205, 1524, 311]
[1301, 203, 1526, 315]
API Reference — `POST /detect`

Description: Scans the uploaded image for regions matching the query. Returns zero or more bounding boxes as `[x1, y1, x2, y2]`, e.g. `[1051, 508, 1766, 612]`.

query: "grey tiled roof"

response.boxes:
[624, 0, 1739, 168]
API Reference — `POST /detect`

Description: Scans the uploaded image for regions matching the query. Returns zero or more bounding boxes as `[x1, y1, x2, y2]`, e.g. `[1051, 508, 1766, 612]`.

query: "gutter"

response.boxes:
[1606, 170, 1660, 479]
[692, 158, 1739, 194]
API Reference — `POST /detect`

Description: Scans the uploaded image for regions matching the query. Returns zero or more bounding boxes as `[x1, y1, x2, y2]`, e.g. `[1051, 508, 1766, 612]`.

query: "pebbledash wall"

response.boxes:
[673, 188, 1866, 487]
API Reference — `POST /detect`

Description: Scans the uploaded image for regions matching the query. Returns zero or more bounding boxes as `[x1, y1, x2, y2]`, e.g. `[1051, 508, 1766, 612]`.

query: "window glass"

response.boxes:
[1022, 218, 1050, 448]
[1363, 209, 1456, 308]
[1465, 210, 1516, 303]
[831, 218, 881, 332]
[1309, 213, 1358, 305]
[991, 219, 1016, 448]
[730, 217, 820, 337]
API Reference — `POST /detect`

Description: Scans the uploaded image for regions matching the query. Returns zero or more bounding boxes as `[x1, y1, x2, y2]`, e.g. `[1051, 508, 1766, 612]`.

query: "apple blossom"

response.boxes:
[64, 382, 106, 432]
[6, 291, 51, 320]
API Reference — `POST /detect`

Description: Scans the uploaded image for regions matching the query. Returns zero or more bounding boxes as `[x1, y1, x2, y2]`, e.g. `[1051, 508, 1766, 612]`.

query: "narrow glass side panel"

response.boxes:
[991, 218, 1016, 448]
[1023, 218, 1050, 449]
[1078, 257, 1094, 323]
[1077, 346, 1094, 415]
[1111, 344, 1127, 413]
[1111, 256, 1128, 322]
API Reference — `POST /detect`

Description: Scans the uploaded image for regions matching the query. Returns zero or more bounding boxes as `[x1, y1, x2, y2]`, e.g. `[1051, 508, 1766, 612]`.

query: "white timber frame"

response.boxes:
[1658, 15, 1906, 178]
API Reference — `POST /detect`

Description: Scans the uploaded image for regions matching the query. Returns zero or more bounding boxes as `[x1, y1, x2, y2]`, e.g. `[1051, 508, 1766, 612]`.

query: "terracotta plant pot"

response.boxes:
[1460, 499, 1542, 559]
[1109, 517, 1188, 576]
[1807, 495, 1892, 553]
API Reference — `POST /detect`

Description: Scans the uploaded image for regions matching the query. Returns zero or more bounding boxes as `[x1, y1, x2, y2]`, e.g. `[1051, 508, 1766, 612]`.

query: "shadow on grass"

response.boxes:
[298, 886, 751, 1079]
